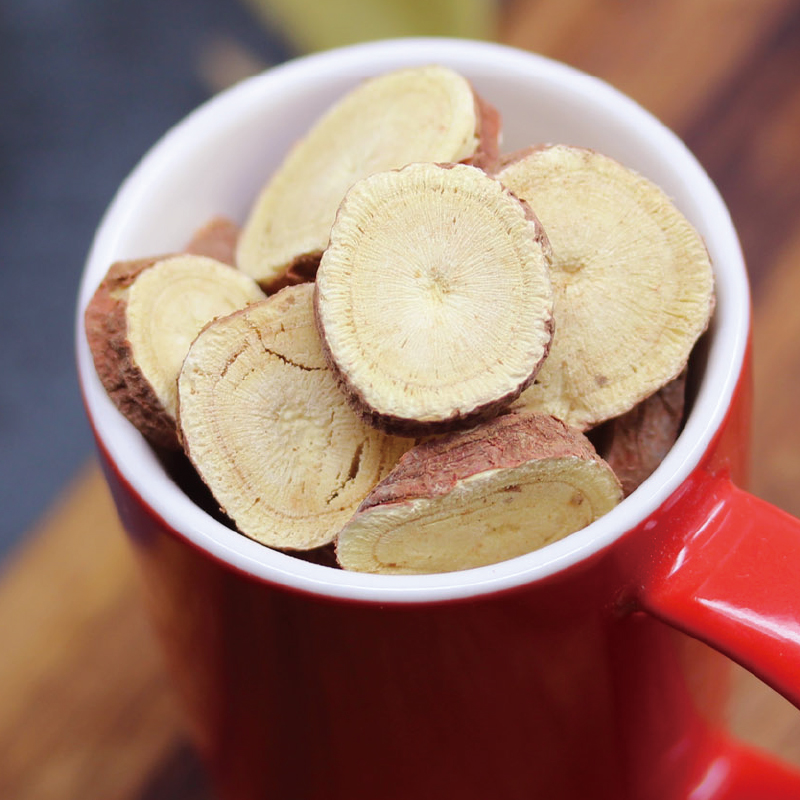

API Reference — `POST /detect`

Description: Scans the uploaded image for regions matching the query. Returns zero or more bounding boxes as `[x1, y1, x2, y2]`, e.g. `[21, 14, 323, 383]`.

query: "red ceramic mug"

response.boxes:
[76, 39, 800, 800]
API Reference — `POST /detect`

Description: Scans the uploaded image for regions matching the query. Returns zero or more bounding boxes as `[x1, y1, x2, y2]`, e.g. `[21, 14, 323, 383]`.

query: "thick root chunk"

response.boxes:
[85, 254, 264, 449]
[594, 371, 687, 497]
[236, 65, 501, 291]
[184, 216, 240, 266]
[177, 284, 414, 551]
[497, 145, 714, 430]
[336, 413, 622, 574]
[315, 162, 554, 436]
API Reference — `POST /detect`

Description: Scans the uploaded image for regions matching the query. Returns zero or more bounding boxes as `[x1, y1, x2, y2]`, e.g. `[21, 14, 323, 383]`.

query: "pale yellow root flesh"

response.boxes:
[336, 456, 621, 574]
[315, 162, 553, 432]
[336, 412, 622, 574]
[498, 145, 714, 430]
[177, 284, 413, 551]
[125, 254, 265, 420]
[237, 65, 491, 289]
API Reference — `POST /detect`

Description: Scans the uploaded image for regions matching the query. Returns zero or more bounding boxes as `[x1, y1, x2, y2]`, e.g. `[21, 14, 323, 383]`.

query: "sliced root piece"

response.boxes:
[336, 412, 622, 574]
[85, 255, 175, 448]
[85, 254, 265, 448]
[593, 371, 686, 497]
[237, 65, 501, 290]
[177, 283, 414, 551]
[315, 162, 554, 436]
[184, 216, 241, 266]
[498, 145, 714, 429]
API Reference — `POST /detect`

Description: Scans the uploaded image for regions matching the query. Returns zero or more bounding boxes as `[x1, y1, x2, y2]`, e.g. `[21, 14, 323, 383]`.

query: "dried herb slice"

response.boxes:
[315, 162, 554, 435]
[336, 412, 622, 574]
[498, 145, 714, 430]
[177, 283, 413, 550]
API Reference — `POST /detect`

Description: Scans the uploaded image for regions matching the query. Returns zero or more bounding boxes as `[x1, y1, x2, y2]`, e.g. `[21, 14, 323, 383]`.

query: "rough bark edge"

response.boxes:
[185, 213, 318, 294]
[84, 255, 181, 450]
[593, 371, 687, 497]
[259, 250, 322, 294]
[354, 412, 609, 512]
[463, 89, 502, 174]
[184, 215, 241, 266]
[313, 168, 554, 437]
[315, 310, 553, 437]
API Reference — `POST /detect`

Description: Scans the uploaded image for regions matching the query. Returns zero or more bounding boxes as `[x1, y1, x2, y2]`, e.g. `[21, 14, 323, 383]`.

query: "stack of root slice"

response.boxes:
[84, 65, 715, 573]
[85, 252, 265, 450]
[236, 65, 500, 292]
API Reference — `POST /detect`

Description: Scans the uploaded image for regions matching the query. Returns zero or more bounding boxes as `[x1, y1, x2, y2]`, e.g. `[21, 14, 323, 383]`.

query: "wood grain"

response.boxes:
[4, 0, 800, 796]
[684, 5, 800, 299]
[499, 0, 795, 131]
[751, 226, 800, 519]
[0, 466, 199, 800]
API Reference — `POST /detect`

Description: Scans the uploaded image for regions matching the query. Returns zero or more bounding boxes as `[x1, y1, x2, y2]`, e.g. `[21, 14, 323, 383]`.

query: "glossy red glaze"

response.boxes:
[96, 346, 800, 800]
[636, 479, 800, 709]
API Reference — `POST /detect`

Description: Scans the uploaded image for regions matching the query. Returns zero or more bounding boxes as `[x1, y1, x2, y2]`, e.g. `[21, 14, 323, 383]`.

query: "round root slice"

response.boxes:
[177, 283, 414, 551]
[595, 370, 686, 497]
[85, 254, 265, 449]
[236, 65, 501, 290]
[85, 255, 174, 449]
[497, 145, 714, 430]
[336, 412, 623, 574]
[315, 162, 554, 436]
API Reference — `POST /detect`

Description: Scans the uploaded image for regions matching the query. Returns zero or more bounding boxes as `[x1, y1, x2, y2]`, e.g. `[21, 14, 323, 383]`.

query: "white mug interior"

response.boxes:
[76, 38, 749, 601]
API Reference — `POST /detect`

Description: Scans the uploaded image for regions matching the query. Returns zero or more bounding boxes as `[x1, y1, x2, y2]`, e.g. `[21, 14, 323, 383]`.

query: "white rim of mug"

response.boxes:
[76, 38, 750, 603]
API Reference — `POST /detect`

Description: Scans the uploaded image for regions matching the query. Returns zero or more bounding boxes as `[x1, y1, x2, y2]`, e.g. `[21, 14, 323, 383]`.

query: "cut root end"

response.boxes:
[336, 413, 622, 574]
[315, 162, 554, 435]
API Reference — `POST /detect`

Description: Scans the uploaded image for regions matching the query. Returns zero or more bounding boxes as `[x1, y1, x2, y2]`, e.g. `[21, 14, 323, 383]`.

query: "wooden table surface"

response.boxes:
[3, 2, 800, 797]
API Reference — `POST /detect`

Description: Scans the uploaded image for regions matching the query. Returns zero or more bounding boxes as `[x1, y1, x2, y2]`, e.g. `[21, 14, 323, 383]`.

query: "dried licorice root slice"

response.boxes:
[335, 412, 623, 574]
[315, 162, 554, 436]
[177, 283, 414, 551]
[85, 253, 264, 449]
[498, 145, 714, 430]
[236, 65, 501, 291]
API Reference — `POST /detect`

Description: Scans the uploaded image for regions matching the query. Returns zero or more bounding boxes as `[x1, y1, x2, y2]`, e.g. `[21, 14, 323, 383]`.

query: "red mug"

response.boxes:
[76, 39, 800, 799]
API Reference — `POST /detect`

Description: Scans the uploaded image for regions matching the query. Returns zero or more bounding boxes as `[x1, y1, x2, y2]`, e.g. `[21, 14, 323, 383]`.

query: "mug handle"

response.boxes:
[637, 474, 800, 707]
[635, 472, 800, 798]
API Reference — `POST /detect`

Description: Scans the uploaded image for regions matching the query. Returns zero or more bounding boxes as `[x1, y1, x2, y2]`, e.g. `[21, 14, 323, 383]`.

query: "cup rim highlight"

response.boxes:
[76, 37, 749, 602]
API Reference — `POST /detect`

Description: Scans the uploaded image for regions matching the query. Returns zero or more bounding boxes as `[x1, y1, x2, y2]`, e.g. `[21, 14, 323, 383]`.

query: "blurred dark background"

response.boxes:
[0, 0, 292, 557]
